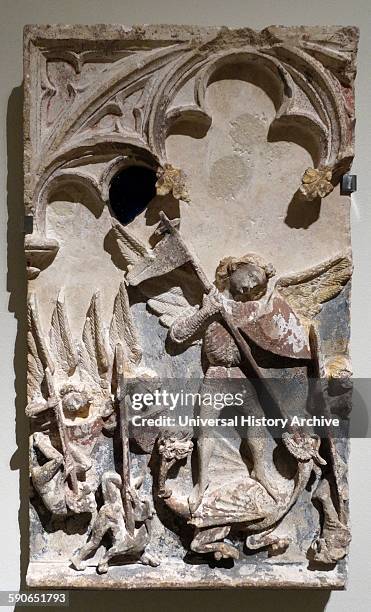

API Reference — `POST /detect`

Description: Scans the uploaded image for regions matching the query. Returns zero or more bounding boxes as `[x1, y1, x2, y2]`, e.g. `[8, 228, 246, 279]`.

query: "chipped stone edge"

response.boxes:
[27, 560, 347, 590]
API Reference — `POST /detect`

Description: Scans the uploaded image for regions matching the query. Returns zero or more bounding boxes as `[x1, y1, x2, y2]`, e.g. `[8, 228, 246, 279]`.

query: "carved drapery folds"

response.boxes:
[24, 25, 357, 588]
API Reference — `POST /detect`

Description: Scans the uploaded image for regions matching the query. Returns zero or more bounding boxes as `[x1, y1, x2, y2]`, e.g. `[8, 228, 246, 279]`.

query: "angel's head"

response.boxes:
[215, 254, 275, 302]
[59, 383, 92, 419]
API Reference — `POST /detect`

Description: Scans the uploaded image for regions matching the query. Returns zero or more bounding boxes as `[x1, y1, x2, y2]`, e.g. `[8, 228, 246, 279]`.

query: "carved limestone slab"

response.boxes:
[24, 24, 358, 589]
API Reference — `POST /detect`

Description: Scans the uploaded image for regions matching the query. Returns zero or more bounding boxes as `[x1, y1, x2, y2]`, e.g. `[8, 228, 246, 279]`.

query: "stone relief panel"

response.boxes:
[23, 24, 358, 588]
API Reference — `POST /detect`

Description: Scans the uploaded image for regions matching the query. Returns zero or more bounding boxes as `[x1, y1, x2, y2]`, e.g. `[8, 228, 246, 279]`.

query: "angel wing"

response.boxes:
[132, 260, 203, 332]
[27, 291, 79, 402]
[109, 281, 142, 366]
[79, 291, 110, 391]
[27, 294, 54, 401]
[49, 290, 79, 377]
[275, 252, 352, 323]
[147, 286, 195, 328]
[141, 267, 200, 328]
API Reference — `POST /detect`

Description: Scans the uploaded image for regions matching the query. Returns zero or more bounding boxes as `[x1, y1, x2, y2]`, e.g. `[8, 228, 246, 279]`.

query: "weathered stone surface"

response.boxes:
[24, 24, 358, 589]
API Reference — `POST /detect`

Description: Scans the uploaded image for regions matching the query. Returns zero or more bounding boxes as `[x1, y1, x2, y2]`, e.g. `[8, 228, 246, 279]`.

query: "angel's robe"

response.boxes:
[204, 293, 311, 370]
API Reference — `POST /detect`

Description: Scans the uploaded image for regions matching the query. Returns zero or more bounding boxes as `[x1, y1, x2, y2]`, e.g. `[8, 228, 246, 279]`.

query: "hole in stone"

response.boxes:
[109, 165, 157, 224]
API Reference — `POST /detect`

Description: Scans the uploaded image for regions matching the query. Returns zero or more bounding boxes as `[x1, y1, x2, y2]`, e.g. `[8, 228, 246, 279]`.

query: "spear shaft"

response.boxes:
[115, 344, 135, 536]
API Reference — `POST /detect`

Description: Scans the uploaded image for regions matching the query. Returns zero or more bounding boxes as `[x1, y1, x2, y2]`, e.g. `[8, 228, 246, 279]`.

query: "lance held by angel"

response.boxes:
[113, 213, 352, 564]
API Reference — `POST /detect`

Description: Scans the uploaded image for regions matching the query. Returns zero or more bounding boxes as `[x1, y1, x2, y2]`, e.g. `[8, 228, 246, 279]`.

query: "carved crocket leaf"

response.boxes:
[49, 291, 79, 376]
[110, 281, 142, 365]
[275, 253, 352, 323]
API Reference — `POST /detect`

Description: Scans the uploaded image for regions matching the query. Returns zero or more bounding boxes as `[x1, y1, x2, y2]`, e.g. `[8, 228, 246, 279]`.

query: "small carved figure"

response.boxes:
[30, 430, 96, 516]
[27, 278, 159, 572]
[70, 471, 159, 573]
[310, 477, 351, 564]
[157, 430, 193, 499]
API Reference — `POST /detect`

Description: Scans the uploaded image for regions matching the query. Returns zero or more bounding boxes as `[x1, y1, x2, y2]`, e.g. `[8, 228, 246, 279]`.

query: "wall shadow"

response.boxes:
[7, 85, 29, 590]
[285, 190, 321, 229]
[51, 587, 331, 611]
[7, 85, 330, 611]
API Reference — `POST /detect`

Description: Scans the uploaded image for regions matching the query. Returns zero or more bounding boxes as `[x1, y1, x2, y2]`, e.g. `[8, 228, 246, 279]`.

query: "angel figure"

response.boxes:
[168, 252, 350, 509]
[27, 278, 162, 572]
[168, 251, 351, 561]
[117, 215, 352, 564]
[70, 471, 159, 573]
[27, 290, 116, 516]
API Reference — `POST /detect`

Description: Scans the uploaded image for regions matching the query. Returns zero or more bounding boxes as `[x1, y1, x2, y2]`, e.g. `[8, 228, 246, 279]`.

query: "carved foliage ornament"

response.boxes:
[24, 25, 357, 278]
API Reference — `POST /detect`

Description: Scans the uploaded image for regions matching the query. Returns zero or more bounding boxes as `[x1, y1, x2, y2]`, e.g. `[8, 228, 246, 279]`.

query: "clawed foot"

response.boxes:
[188, 482, 208, 513]
[70, 552, 87, 571]
[97, 561, 109, 574]
[140, 552, 160, 567]
[246, 532, 290, 554]
[214, 543, 239, 561]
[310, 521, 350, 564]
[269, 537, 291, 555]
[310, 536, 348, 564]
[310, 537, 335, 564]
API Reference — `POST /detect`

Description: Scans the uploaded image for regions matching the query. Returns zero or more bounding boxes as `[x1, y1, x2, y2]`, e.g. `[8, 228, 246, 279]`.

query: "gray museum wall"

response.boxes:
[0, 1, 370, 610]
